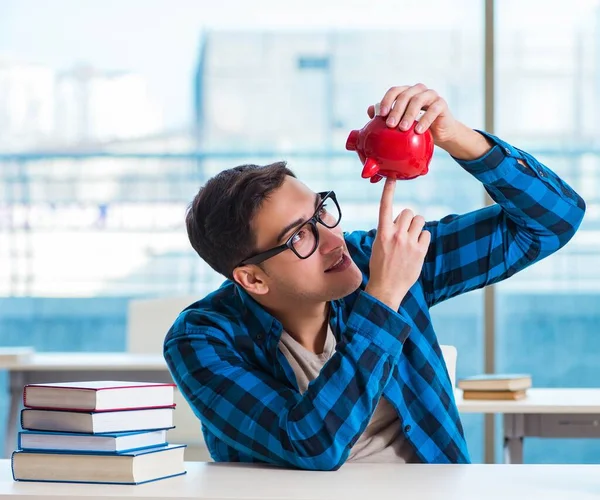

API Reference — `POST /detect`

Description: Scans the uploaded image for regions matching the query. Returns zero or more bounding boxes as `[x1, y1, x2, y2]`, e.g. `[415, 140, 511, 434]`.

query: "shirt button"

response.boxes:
[256, 333, 263, 341]
[504, 147, 511, 156]
[538, 168, 546, 177]
[404, 424, 411, 433]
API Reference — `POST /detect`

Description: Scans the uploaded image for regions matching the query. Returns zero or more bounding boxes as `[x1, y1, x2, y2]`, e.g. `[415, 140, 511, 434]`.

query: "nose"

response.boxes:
[317, 223, 344, 254]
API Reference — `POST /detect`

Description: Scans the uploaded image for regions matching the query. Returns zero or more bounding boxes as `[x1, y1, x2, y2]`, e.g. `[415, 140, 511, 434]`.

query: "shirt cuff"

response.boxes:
[345, 290, 411, 358]
[451, 129, 529, 182]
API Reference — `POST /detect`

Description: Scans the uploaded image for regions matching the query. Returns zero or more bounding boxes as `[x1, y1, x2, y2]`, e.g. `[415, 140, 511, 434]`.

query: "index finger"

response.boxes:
[378, 177, 396, 231]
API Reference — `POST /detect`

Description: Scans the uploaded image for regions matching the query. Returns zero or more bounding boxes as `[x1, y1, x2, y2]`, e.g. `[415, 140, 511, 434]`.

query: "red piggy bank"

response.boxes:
[345, 114, 434, 183]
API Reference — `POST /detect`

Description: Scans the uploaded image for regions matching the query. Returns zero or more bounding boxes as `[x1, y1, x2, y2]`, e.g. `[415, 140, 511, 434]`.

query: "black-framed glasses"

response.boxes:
[238, 191, 341, 267]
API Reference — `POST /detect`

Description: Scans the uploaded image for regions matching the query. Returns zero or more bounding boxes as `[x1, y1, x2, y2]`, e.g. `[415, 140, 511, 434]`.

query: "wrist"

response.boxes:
[365, 284, 407, 311]
[437, 123, 494, 161]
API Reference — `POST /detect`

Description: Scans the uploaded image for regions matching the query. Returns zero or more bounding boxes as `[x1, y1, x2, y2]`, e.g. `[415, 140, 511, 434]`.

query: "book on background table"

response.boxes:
[17, 428, 171, 454]
[0, 347, 34, 363]
[462, 389, 528, 401]
[11, 443, 187, 485]
[23, 380, 176, 411]
[457, 374, 532, 392]
[21, 407, 174, 434]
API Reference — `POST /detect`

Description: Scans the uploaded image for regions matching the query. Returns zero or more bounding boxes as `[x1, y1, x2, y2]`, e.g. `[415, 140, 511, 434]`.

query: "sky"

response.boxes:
[0, 0, 597, 129]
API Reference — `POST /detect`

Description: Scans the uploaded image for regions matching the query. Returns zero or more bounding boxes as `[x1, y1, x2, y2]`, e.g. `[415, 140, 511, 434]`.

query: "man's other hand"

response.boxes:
[367, 83, 459, 147]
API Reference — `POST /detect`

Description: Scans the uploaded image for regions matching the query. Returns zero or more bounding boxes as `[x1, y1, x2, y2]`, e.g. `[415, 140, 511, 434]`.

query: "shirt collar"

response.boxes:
[233, 283, 280, 344]
[233, 283, 346, 346]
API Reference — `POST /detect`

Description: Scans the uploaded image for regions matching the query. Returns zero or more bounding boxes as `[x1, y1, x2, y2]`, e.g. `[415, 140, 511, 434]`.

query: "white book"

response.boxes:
[12, 444, 187, 485]
[458, 374, 532, 392]
[21, 407, 175, 434]
[23, 380, 176, 411]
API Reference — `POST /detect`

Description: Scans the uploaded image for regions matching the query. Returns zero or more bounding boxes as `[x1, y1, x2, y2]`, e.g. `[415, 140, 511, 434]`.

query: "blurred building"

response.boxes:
[55, 65, 163, 145]
[0, 60, 55, 151]
[195, 29, 482, 152]
[0, 60, 163, 151]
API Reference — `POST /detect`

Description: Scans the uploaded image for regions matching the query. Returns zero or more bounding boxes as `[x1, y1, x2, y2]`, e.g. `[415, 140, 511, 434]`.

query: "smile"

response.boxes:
[324, 254, 352, 273]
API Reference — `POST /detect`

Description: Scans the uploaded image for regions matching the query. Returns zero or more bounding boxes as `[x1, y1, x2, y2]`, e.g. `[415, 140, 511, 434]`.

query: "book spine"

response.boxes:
[12, 471, 187, 485]
[22, 404, 176, 412]
[10, 451, 17, 481]
[115, 442, 169, 454]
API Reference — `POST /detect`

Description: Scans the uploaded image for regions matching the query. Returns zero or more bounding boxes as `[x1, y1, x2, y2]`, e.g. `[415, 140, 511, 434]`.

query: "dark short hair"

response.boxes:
[186, 162, 296, 280]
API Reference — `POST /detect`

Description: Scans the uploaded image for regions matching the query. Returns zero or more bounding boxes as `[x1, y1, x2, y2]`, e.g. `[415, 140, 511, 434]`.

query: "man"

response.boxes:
[164, 84, 585, 470]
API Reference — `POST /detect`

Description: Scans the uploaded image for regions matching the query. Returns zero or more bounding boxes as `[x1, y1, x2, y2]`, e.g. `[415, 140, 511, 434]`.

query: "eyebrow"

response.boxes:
[275, 193, 321, 244]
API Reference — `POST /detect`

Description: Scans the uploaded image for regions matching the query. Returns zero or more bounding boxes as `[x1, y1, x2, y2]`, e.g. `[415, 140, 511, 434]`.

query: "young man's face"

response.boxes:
[248, 176, 363, 304]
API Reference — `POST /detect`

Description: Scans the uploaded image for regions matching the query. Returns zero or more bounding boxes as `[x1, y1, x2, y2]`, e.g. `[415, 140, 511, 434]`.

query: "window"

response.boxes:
[495, 0, 600, 463]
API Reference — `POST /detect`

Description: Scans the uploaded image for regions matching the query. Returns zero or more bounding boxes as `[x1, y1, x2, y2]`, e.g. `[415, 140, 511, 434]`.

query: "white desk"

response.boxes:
[1, 461, 600, 499]
[1, 353, 173, 458]
[3, 354, 600, 465]
[456, 388, 600, 464]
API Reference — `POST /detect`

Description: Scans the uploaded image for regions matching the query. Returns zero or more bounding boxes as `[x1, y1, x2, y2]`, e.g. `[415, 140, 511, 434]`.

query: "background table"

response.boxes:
[456, 388, 600, 463]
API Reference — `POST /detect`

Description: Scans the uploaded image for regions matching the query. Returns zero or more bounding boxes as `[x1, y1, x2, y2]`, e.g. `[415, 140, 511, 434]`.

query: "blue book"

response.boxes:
[17, 428, 172, 454]
[12, 443, 187, 485]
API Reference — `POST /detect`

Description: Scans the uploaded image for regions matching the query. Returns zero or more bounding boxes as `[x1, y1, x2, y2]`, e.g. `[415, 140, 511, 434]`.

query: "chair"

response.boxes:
[440, 344, 457, 388]
[127, 295, 211, 460]
[127, 295, 199, 354]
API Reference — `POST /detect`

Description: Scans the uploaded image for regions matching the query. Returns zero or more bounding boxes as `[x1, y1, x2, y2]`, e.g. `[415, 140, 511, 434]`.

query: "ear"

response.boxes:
[232, 265, 270, 295]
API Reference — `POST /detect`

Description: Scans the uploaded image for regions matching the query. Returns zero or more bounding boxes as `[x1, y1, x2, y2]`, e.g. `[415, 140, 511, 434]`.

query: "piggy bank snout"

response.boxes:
[345, 130, 360, 151]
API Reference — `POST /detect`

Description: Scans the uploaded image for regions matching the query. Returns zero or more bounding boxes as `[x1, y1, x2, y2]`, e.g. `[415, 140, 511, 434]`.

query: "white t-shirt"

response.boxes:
[278, 325, 416, 463]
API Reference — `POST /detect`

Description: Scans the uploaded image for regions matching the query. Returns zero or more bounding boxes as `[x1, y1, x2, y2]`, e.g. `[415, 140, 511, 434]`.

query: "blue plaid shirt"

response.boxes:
[164, 131, 585, 470]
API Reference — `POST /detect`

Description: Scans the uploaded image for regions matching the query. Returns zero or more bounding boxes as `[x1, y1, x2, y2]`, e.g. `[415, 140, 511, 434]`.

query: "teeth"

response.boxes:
[330, 256, 343, 270]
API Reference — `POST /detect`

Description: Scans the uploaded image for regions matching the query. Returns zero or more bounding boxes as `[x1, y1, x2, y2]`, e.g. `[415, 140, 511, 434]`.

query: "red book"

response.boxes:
[23, 381, 176, 412]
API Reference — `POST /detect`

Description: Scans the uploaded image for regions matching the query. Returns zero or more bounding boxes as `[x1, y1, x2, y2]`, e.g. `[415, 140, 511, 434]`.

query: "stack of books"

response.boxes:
[458, 373, 532, 400]
[11, 380, 187, 485]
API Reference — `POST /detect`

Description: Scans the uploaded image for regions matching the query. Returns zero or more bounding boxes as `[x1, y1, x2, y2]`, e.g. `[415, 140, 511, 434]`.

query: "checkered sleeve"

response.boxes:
[164, 291, 411, 470]
[421, 131, 586, 306]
